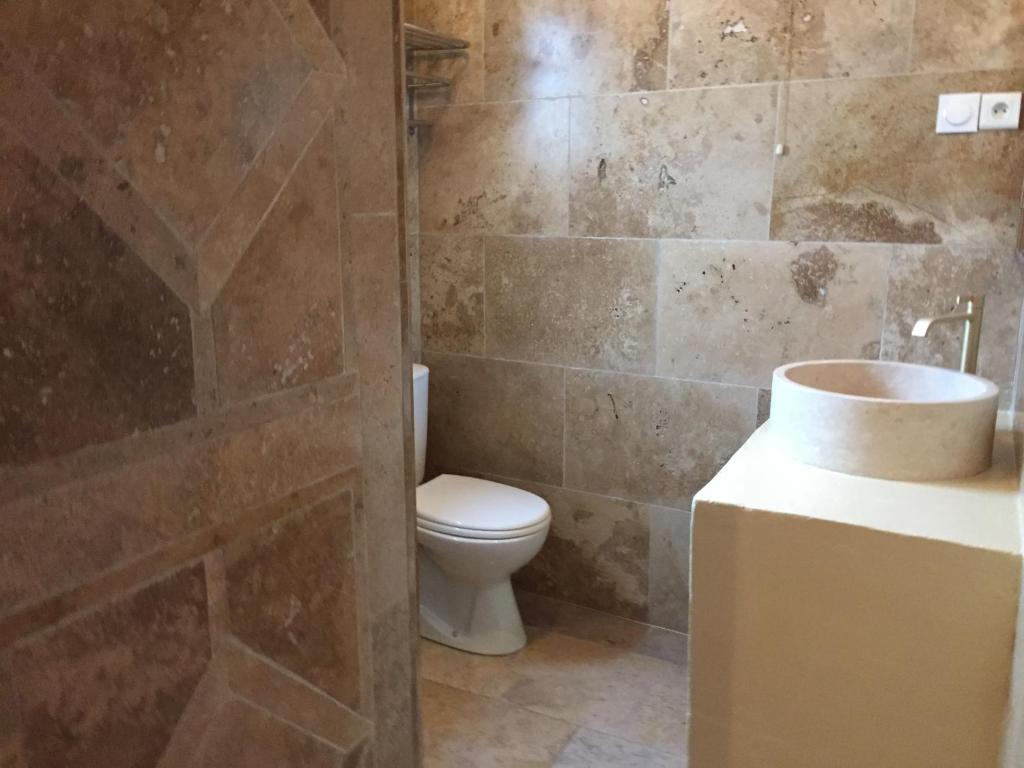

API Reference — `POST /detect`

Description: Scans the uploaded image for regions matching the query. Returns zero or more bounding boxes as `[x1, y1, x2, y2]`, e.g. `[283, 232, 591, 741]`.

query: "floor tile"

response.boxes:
[420, 680, 575, 767]
[553, 728, 682, 767]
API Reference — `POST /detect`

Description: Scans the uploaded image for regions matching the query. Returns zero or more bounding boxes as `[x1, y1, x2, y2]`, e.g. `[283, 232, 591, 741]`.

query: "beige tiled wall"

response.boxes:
[410, 0, 1024, 633]
[0, 2, 418, 767]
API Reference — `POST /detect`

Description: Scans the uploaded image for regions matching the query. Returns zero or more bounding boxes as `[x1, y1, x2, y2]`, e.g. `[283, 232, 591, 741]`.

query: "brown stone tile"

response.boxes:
[11, 563, 210, 768]
[412, 0, 486, 106]
[419, 234, 485, 355]
[516, 590, 688, 666]
[0, 0, 310, 243]
[222, 639, 373, 753]
[199, 73, 336, 306]
[0, 654, 17, 743]
[156, 665, 232, 768]
[668, 0, 790, 88]
[771, 70, 1024, 250]
[570, 86, 776, 240]
[333, 0, 401, 215]
[656, 240, 890, 388]
[484, 0, 669, 99]
[0, 396, 360, 619]
[789, 0, 914, 80]
[911, 0, 1024, 73]
[193, 699, 344, 768]
[0, 124, 195, 467]
[554, 728, 680, 767]
[419, 99, 570, 235]
[500, 632, 688, 755]
[421, 680, 575, 767]
[370, 600, 419, 768]
[503, 481, 651, 621]
[880, 245, 1024, 398]
[564, 370, 757, 508]
[270, 0, 347, 75]
[756, 388, 772, 427]
[213, 120, 344, 403]
[419, 638, 520, 698]
[647, 505, 691, 633]
[345, 214, 412, 615]
[225, 493, 362, 710]
[422, 353, 565, 484]
[486, 236, 657, 373]
[0, 44, 197, 308]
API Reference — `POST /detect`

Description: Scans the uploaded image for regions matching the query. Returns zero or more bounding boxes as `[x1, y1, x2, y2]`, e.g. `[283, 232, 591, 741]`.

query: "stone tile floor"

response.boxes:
[419, 593, 689, 767]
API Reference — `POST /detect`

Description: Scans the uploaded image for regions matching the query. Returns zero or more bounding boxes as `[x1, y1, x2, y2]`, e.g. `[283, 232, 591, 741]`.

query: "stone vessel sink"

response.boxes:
[771, 360, 999, 481]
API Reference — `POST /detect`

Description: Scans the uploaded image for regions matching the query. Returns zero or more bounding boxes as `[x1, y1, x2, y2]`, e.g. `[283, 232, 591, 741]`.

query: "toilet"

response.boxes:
[412, 363, 550, 655]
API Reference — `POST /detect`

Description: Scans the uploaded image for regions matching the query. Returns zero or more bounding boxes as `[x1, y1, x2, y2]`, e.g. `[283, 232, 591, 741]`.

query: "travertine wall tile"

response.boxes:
[419, 99, 570, 234]
[12, 564, 210, 768]
[0, 124, 195, 466]
[213, 121, 344, 403]
[486, 236, 657, 373]
[668, 1, 790, 88]
[881, 245, 1024, 396]
[911, 0, 1024, 73]
[226, 494, 362, 710]
[772, 70, 1024, 249]
[564, 369, 757, 509]
[413, 0, 486, 105]
[484, 0, 669, 99]
[420, 234, 485, 354]
[423, 352, 565, 484]
[505, 480, 651, 621]
[647, 504, 691, 633]
[789, 0, 914, 80]
[656, 240, 890, 387]
[570, 85, 777, 239]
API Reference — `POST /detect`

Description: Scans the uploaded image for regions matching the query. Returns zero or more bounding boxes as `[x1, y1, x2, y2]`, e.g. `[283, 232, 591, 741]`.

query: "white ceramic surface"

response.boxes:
[770, 359, 999, 481]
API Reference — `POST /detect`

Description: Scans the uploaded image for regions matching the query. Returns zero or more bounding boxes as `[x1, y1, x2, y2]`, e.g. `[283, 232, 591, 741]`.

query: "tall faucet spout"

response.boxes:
[909, 294, 985, 374]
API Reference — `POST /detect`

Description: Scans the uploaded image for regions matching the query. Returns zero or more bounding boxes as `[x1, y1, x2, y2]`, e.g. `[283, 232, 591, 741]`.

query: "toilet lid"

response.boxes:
[416, 474, 550, 536]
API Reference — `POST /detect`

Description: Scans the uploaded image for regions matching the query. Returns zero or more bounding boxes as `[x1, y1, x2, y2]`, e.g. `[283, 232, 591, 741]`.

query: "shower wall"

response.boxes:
[0, 2, 418, 767]
[410, 0, 1024, 631]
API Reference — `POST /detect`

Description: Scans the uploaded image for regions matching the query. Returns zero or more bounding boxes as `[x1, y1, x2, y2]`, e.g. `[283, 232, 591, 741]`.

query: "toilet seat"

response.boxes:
[416, 474, 550, 541]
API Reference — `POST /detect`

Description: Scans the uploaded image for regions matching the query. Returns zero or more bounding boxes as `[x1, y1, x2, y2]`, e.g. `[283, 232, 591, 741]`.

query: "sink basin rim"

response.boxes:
[773, 359, 999, 407]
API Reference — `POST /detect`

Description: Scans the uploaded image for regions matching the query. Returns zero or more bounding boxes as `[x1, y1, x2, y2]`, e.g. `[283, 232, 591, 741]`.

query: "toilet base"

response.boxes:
[418, 550, 527, 655]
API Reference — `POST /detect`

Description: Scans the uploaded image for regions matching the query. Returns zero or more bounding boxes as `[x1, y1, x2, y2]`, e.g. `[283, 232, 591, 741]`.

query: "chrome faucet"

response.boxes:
[911, 294, 985, 375]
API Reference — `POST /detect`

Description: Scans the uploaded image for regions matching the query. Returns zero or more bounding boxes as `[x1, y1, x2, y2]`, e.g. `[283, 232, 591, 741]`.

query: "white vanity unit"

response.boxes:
[688, 361, 1020, 768]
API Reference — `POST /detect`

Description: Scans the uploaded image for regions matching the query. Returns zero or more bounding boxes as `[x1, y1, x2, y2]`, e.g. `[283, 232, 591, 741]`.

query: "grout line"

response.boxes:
[561, 365, 568, 488]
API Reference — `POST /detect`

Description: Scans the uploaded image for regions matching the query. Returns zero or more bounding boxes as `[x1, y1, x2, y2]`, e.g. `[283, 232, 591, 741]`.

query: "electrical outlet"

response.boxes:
[979, 92, 1022, 131]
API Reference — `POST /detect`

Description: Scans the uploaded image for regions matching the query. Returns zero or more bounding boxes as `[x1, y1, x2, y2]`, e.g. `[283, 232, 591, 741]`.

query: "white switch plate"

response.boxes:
[936, 93, 981, 134]
[979, 92, 1022, 131]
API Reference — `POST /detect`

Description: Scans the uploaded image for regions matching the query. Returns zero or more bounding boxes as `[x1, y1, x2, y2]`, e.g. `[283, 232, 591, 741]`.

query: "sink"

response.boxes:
[770, 360, 999, 481]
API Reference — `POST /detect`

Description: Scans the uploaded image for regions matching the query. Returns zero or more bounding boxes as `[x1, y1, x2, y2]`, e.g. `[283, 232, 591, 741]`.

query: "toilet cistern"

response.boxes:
[911, 293, 985, 375]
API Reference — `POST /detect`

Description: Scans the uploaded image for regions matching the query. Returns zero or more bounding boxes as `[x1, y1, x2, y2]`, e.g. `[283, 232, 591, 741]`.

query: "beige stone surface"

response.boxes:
[647, 505, 691, 633]
[423, 352, 565, 484]
[486, 236, 657, 372]
[504, 480, 652, 621]
[668, 0, 790, 88]
[419, 99, 570, 235]
[225, 493, 362, 710]
[412, 0, 486, 105]
[690, 503, 1019, 767]
[12, 564, 210, 768]
[789, 0, 914, 80]
[911, 0, 1024, 73]
[881, 245, 1024, 398]
[213, 121, 344, 403]
[570, 85, 777, 239]
[772, 69, 1024, 250]
[657, 239, 890, 388]
[564, 369, 757, 508]
[421, 680, 575, 766]
[484, 0, 669, 99]
[554, 728, 679, 767]
[419, 234, 485, 355]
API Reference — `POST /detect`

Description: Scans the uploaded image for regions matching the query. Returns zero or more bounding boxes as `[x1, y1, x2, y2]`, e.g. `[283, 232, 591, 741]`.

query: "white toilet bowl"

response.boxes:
[412, 364, 551, 655]
[416, 473, 550, 655]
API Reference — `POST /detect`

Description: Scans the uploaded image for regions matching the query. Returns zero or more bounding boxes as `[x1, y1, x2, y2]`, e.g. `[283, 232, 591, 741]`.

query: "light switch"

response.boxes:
[936, 93, 981, 134]
[979, 92, 1022, 131]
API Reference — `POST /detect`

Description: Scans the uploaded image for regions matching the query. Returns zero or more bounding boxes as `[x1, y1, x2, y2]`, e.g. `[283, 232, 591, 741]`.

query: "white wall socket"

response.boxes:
[936, 93, 981, 134]
[979, 92, 1022, 131]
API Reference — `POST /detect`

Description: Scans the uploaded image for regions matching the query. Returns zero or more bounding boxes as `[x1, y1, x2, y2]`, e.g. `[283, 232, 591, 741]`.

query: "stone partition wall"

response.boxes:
[408, 0, 1024, 632]
[0, 2, 419, 767]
